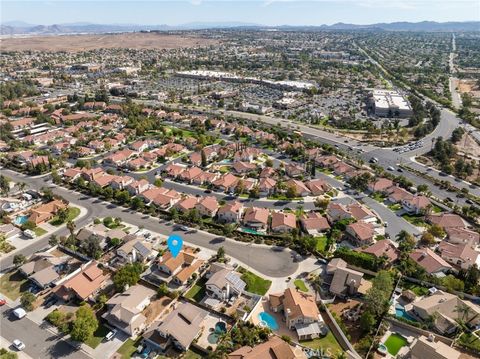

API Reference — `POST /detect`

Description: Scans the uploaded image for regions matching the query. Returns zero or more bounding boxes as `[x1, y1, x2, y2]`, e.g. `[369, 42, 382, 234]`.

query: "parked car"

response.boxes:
[12, 308, 26, 319]
[13, 339, 25, 351]
[105, 329, 117, 341]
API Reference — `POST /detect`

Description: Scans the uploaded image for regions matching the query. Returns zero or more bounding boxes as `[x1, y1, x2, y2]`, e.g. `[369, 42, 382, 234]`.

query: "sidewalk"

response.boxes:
[0, 337, 33, 359]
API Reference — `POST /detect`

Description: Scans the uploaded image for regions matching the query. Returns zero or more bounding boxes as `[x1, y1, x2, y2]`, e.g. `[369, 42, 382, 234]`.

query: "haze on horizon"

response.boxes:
[1, 0, 478, 27]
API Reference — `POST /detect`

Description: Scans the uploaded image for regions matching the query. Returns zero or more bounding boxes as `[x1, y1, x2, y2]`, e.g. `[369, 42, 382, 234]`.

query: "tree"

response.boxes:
[364, 270, 393, 318]
[13, 254, 26, 266]
[79, 235, 102, 259]
[420, 232, 435, 246]
[0, 175, 10, 195]
[417, 184, 429, 193]
[70, 305, 98, 342]
[285, 183, 297, 199]
[428, 224, 445, 238]
[56, 208, 69, 224]
[20, 291, 36, 311]
[0, 348, 18, 359]
[157, 283, 169, 297]
[49, 234, 59, 247]
[66, 220, 76, 238]
[113, 263, 143, 291]
[154, 178, 163, 187]
[360, 311, 376, 333]
[201, 149, 207, 167]
[454, 303, 473, 322]
[217, 246, 226, 261]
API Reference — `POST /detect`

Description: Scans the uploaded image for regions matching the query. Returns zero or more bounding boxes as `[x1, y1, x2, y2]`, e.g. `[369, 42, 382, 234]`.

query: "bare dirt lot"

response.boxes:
[0, 32, 219, 52]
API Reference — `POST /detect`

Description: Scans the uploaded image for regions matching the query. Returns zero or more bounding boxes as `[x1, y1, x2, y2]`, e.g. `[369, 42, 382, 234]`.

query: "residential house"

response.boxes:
[228, 336, 307, 359]
[437, 241, 480, 270]
[445, 227, 479, 246]
[269, 288, 325, 341]
[345, 222, 375, 246]
[387, 186, 413, 204]
[110, 176, 134, 190]
[54, 261, 109, 302]
[315, 155, 339, 168]
[409, 248, 453, 275]
[259, 167, 276, 178]
[285, 163, 305, 178]
[367, 178, 394, 193]
[205, 268, 246, 301]
[402, 195, 432, 215]
[174, 196, 198, 214]
[217, 202, 244, 223]
[407, 291, 480, 335]
[103, 284, 156, 336]
[212, 173, 240, 193]
[0, 223, 21, 240]
[410, 335, 461, 359]
[305, 179, 331, 196]
[126, 179, 150, 196]
[426, 213, 466, 230]
[232, 161, 257, 174]
[359, 239, 399, 265]
[143, 302, 207, 351]
[326, 258, 364, 298]
[117, 238, 155, 264]
[300, 212, 330, 235]
[178, 166, 203, 183]
[28, 199, 67, 225]
[271, 212, 297, 233]
[285, 179, 311, 197]
[243, 207, 269, 232]
[19, 251, 70, 289]
[258, 178, 276, 196]
[195, 196, 220, 217]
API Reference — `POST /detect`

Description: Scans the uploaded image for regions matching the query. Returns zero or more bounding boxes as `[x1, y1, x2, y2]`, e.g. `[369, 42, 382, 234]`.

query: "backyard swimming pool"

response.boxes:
[14, 215, 29, 225]
[395, 304, 417, 322]
[258, 312, 278, 330]
[207, 321, 227, 344]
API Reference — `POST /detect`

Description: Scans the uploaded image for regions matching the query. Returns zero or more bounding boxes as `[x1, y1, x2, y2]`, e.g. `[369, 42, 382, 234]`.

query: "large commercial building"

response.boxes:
[370, 89, 413, 118]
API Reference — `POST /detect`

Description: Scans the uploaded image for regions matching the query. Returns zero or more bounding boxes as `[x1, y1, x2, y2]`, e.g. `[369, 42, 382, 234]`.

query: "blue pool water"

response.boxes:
[14, 215, 29, 225]
[215, 322, 226, 333]
[240, 227, 265, 236]
[207, 321, 227, 344]
[395, 305, 417, 322]
[258, 312, 279, 330]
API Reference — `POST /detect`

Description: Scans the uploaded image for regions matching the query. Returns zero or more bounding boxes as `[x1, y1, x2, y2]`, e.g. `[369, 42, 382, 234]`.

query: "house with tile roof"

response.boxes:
[217, 201, 244, 223]
[228, 336, 307, 359]
[426, 213, 466, 229]
[437, 241, 480, 270]
[269, 288, 325, 341]
[409, 248, 453, 275]
[271, 212, 297, 233]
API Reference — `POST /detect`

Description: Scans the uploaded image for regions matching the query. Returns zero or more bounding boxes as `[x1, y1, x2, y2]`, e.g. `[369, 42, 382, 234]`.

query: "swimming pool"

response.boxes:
[240, 227, 266, 236]
[258, 312, 278, 330]
[207, 321, 227, 344]
[395, 305, 417, 322]
[14, 215, 29, 225]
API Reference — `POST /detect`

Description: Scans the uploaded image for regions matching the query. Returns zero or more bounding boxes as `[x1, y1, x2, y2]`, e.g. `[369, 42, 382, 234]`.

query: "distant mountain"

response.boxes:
[1, 20, 478, 36]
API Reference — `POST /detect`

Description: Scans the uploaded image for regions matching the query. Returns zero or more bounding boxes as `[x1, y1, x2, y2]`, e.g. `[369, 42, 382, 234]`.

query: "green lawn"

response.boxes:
[432, 205, 443, 213]
[384, 334, 408, 355]
[458, 333, 480, 352]
[388, 203, 402, 211]
[401, 281, 429, 296]
[300, 331, 343, 356]
[294, 279, 308, 292]
[239, 267, 272, 295]
[184, 349, 204, 359]
[316, 236, 328, 252]
[0, 270, 29, 300]
[85, 324, 110, 349]
[116, 337, 142, 359]
[50, 207, 81, 226]
[33, 227, 48, 237]
[401, 214, 427, 227]
[185, 277, 207, 302]
[371, 192, 386, 202]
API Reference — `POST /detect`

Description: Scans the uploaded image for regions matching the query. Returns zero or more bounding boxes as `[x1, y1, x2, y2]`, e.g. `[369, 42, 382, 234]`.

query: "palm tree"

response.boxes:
[311, 274, 323, 302]
[454, 303, 473, 323]
[396, 230, 411, 243]
[66, 220, 76, 238]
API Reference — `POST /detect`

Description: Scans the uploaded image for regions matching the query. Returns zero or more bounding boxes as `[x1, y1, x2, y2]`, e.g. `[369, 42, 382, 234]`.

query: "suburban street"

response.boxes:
[0, 170, 300, 277]
[1, 304, 90, 359]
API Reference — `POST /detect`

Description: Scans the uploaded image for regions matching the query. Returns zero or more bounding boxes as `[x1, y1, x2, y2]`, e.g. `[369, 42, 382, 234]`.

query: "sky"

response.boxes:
[1, 0, 479, 26]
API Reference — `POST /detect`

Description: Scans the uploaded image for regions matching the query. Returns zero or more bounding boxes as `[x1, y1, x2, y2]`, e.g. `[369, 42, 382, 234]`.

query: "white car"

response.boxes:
[12, 308, 27, 319]
[13, 339, 25, 351]
[105, 329, 117, 341]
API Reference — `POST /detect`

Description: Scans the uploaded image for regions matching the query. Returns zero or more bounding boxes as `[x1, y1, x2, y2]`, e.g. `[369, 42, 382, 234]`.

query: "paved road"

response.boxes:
[1, 304, 90, 359]
[0, 170, 299, 278]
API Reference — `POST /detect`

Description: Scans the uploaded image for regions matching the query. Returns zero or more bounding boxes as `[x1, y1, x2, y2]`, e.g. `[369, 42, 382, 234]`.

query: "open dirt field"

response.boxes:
[0, 32, 219, 52]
